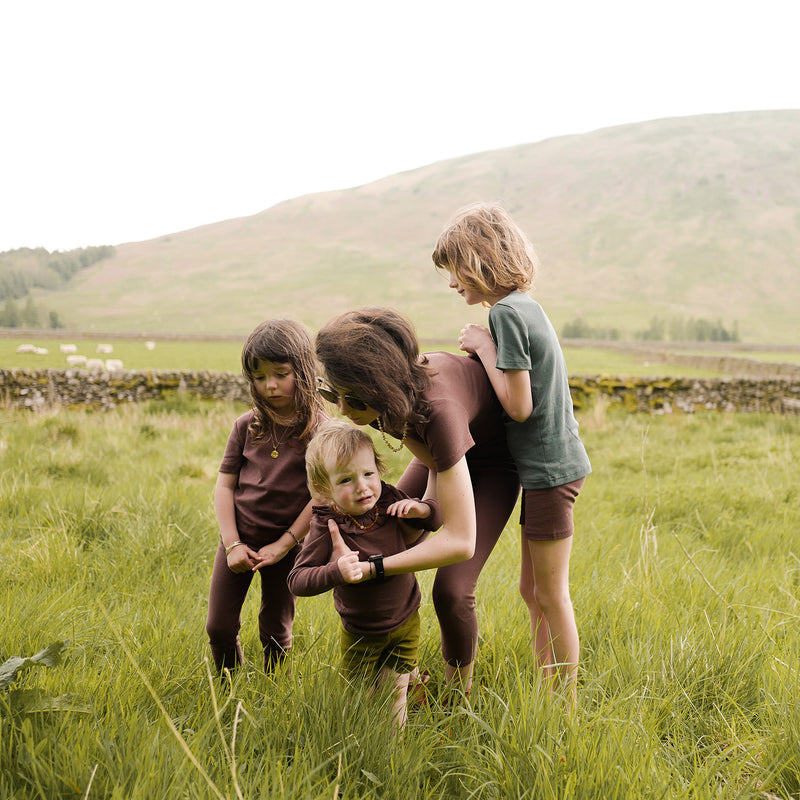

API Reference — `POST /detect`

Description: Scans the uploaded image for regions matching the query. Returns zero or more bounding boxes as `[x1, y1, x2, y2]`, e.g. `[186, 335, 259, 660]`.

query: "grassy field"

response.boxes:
[0, 336, 748, 378]
[1, 399, 798, 798]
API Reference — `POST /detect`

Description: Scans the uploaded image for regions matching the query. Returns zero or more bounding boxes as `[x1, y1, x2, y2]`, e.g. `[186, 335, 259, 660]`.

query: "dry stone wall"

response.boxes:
[2, 368, 799, 415]
[569, 375, 800, 415]
[0, 368, 249, 411]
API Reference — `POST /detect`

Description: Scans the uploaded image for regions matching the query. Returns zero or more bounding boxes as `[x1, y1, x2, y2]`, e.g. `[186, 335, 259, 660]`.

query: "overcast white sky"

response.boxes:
[1, 0, 798, 253]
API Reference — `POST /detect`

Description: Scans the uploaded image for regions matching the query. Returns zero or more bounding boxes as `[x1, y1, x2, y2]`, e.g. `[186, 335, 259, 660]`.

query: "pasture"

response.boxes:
[1, 399, 798, 798]
[0, 335, 746, 378]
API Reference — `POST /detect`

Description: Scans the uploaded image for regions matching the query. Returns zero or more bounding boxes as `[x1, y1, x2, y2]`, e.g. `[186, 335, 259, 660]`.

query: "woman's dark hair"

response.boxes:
[241, 319, 323, 443]
[315, 307, 432, 432]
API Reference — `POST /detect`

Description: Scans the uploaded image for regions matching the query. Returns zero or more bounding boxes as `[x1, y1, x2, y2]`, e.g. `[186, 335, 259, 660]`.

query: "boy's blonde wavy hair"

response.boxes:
[432, 202, 538, 302]
[305, 419, 385, 500]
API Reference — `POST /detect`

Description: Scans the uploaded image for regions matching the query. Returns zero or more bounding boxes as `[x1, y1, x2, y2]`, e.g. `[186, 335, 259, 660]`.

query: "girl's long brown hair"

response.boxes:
[315, 307, 433, 432]
[241, 319, 323, 444]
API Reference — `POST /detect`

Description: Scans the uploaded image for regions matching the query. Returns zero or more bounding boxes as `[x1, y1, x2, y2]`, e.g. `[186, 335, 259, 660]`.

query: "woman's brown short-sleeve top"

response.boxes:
[407, 351, 511, 472]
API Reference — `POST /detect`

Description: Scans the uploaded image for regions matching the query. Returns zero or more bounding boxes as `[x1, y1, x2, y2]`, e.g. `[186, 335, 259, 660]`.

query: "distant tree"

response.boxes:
[636, 316, 667, 341]
[0, 245, 115, 302]
[561, 317, 592, 338]
[561, 317, 620, 340]
[48, 310, 64, 329]
[22, 296, 41, 327]
[1, 297, 21, 327]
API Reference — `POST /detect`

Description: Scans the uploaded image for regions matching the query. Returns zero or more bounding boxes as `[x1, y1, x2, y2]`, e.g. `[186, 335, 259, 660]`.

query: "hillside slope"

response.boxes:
[36, 110, 800, 343]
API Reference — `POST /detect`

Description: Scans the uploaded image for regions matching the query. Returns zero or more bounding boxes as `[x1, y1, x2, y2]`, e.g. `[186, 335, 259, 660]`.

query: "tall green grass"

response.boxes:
[1, 401, 798, 798]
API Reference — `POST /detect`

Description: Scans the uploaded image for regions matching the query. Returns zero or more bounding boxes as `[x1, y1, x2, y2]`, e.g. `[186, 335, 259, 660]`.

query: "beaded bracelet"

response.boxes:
[286, 529, 300, 547]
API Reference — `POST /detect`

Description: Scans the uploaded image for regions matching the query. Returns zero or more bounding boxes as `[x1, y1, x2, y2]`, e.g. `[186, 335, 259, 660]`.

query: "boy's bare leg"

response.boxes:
[379, 667, 411, 733]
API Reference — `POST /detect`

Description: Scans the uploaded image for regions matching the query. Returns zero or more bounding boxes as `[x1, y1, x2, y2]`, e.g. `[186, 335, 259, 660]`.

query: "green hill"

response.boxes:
[32, 110, 800, 343]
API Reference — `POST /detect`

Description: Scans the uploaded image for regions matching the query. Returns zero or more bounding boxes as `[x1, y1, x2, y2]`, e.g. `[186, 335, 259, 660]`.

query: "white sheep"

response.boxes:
[96, 344, 113, 354]
[145, 341, 156, 350]
[66, 354, 88, 367]
[104, 359, 124, 372]
[34, 347, 48, 355]
[85, 358, 105, 371]
[60, 344, 78, 353]
[16, 344, 37, 354]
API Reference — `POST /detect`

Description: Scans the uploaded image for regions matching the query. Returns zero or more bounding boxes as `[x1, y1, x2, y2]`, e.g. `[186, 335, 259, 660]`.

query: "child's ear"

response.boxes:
[311, 482, 331, 503]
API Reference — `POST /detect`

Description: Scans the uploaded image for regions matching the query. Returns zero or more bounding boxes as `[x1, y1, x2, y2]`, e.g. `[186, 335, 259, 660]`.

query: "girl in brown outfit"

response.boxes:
[206, 319, 325, 673]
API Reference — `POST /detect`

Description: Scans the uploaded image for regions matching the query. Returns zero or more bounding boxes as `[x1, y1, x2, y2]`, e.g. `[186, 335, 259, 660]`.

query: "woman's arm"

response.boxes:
[459, 323, 532, 422]
[378, 451, 476, 576]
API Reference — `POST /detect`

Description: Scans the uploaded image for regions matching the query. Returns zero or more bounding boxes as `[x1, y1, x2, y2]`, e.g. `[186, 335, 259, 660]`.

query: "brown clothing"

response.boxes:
[218, 410, 311, 544]
[398, 351, 512, 471]
[287, 483, 441, 637]
[390, 352, 520, 667]
[207, 410, 314, 671]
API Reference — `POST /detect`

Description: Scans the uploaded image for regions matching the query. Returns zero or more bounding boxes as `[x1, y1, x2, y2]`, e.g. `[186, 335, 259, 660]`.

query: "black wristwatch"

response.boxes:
[368, 554, 385, 582]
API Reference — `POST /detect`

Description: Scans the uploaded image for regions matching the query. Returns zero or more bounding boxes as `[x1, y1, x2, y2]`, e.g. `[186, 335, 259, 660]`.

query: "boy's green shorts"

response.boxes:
[340, 610, 420, 679]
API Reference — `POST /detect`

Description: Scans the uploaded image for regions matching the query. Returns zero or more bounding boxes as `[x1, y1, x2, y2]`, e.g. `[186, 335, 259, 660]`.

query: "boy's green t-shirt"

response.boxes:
[488, 291, 591, 489]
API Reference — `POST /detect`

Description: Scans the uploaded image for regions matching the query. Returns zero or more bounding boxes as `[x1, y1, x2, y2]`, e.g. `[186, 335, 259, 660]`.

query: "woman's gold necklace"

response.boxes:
[376, 416, 407, 453]
[333, 504, 380, 531]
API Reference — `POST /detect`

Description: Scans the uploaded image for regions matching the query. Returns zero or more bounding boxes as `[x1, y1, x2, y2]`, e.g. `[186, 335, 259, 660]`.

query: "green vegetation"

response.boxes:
[1, 401, 798, 798]
[0, 297, 63, 330]
[0, 336, 743, 378]
[0, 247, 114, 330]
[0, 246, 115, 300]
[562, 314, 741, 344]
[0, 337, 244, 372]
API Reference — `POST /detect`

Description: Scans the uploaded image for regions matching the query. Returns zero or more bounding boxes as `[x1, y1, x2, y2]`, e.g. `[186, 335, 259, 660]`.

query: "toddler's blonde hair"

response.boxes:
[306, 419, 385, 500]
[432, 202, 538, 300]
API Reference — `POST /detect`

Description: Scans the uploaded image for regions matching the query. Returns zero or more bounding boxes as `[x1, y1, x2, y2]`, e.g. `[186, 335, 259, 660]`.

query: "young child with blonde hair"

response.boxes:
[288, 419, 441, 732]
[433, 202, 591, 706]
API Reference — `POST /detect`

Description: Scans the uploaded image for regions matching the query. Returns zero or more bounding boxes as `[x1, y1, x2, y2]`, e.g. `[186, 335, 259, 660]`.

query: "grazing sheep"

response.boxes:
[59, 344, 78, 353]
[145, 341, 156, 350]
[85, 358, 105, 371]
[33, 347, 48, 355]
[16, 344, 38, 354]
[96, 344, 113, 354]
[104, 359, 124, 372]
[66, 354, 88, 367]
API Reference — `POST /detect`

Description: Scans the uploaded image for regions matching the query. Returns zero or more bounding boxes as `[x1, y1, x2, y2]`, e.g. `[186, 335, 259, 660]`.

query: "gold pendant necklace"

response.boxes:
[269, 423, 290, 459]
[333, 504, 381, 531]
[376, 416, 407, 453]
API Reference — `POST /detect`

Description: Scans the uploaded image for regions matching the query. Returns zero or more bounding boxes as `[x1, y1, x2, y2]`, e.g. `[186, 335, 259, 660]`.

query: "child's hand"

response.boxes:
[329, 519, 365, 583]
[458, 323, 492, 355]
[387, 498, 430, 520]
[226, 545, 257, 573]
[337, 552, 364, 583]
[251, 539, 292, 570]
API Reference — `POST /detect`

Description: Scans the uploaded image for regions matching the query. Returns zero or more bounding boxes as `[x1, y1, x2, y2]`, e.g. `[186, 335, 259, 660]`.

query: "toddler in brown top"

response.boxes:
[288, 420, 441, 733]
